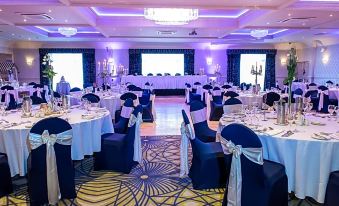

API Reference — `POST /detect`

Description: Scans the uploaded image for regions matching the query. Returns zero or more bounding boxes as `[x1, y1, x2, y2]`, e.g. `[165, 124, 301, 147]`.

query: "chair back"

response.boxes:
[308, 83, 318, 91]
[28, 82, 37, 86]
[212, 87, 222, 103]
[81, 93, 100, 103]
[1, 86, 17, 109]
[222, 85, 232, 90]
[30, 96, 46, 105]
[220, 123, 265, 205]
[147, 73, 153, 76]
[202, 84, 213, 90]
[156, 73, 162, 76]
[263, 92, 280, 107]
[120, 92, 138, 101]
[223, 98, 242, 114]
[224, 91, 239, 98]
[317, 86, 329, 113]
[28, 117, 75, 205]
[127, 84, 137, 91]
[53, 91, 61, 98]
[70, 87, 81, 92]
[175, 73, 181, 76]
[125, 105, 142, 160]
[190, 100, 209, 136]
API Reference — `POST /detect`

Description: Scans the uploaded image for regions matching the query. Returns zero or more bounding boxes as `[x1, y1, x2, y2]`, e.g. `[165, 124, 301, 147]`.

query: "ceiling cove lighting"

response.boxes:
[250, 29, 269, 38]
[58, 27, 77, 37]
[144, 8, 199, 25]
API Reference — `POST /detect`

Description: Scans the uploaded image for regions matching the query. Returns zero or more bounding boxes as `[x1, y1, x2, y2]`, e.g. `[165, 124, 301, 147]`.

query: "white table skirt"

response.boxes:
[121, 75, 208, 89]
[328, 88, 339, 100]
[238, 94, 263, 107]
[0, 108, 114, 176]
[70, 91, 121, 119]
[217, 113, 339, 203]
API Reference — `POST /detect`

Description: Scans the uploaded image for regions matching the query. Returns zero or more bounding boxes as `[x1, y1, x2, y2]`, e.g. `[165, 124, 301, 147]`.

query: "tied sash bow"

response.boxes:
[36, 88, 43, 98]
[212, 90, 221, 97]
[220, 138, 263, 206]
[318, 89, 329, 111]
[1, 89, 15, 106]
[190, 108, 207, 124]
[128, 112, 143, 163]
[180, 122, 195, 177]
[29, 129, 72, 205]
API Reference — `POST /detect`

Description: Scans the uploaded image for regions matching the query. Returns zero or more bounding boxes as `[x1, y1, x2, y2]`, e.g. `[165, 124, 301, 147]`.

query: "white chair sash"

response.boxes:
[293, 94, 302, 99]
[128, 112, 143, 163]
[36, 87, 44, 98]
[132, 91, 143, 97]
[180, 122, 195, 177]
[318, 89, 329, 111]
[1, 89, 16, 106]
[220, 138, 263, 206]
[223, 104, 242, 114]
[222, 96, 231, 104]
[29, 129, 72, 205]
[185, 88, 192, 103]
[190, 108, 207, 124]
[308, 86, 317, 91]
[121, 106, 134, 119]
[151, 94, 156, 119]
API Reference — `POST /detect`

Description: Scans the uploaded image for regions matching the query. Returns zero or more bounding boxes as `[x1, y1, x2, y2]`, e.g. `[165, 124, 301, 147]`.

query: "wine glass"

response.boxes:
[328, 105, 335, 120]
[0, 102, 6, 116]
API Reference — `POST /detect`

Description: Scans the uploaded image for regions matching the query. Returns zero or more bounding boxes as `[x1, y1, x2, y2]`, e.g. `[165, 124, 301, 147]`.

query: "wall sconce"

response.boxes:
[26, 57, 34, 66]
[280, 57, 286, 65]
[322, 53, 329, 64]
[206, 57, 213, 66]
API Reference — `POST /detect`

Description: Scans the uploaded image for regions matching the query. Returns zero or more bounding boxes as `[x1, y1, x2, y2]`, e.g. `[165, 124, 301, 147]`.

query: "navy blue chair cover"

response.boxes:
[28, 82, 37, 86]
[94, 105, 142, 173]
[186, 83, 201, 103]
[156, 73, 162, 76]
[182, 110, 228, 189]
[139, 92, 154, 122]
[70, 87, 81, 92]
[304, 90, 319, 110]
[326, 80, 334, 84]
[221, 124, 288, 206]
[127, 84, 137, 91]
[120, 92, 138, 101]
[224, 97, 242, 105]
[114, 98, 134, 134]
[324, 171, 339, 206]
[263, 92, 280, 107]
[53, 91, 61, 98]
[317, 86, 330, 113]
[81, 93, 100, 103]
[147, 73, 153, 76]
[190, 100, 216, 142]
[222, 85, 232, 90]
[240, 82, 251, 91]
[30, 96, 45, 105]
[202, 84, 213, 105]
[1, 85, 17, 110]
[224, 91, 239, 98]
[175, 73, 181, 76]
[209, 87, 223, 121]
[0, 153, 13, 198]
[32, 84, 47, 103]
[28, 118, 76, 205]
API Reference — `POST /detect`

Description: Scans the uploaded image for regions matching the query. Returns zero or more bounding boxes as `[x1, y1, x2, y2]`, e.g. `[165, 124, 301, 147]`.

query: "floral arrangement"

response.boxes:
[284, 47, 298, 110]
[42, 54, 57, 81]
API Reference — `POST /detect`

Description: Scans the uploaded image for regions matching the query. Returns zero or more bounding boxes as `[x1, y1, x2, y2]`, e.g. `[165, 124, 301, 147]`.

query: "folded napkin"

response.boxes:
[265, 129, 285, 136]
[329, 133, 339, 140]
[81, 114, 96, 120]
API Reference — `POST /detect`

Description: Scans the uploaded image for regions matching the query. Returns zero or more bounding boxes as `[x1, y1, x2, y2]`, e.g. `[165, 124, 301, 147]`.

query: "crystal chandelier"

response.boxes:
[250, 29, 269, 38]
[144, 8, 199, 25]
[58, 27, 77, 37]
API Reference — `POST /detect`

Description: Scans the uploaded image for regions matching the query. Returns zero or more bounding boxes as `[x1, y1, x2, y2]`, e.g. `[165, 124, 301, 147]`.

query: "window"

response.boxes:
[240, 54, 266, 90]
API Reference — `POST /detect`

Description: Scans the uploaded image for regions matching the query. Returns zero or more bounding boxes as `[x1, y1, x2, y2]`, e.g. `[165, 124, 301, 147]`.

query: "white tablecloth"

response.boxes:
[217, 113, 339, 203]
[292, 82, 307, 92]
[121, 75, 208, 89]
[8, 86, 35, 100]
[70, 91, 121, 119]
[328, 88, 339, 100]
[0, 108, 114, 176]
[238, 94, 263, 107]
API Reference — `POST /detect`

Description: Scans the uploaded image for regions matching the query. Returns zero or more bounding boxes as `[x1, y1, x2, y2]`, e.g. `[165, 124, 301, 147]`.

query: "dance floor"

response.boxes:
[2, 96, 317, 206]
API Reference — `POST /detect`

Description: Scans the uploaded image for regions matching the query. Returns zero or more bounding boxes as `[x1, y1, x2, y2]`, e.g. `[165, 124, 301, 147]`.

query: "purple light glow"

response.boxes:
[230, 29, 288, 36]
[91, 7, 249, 19]
[35, 26, 100, 34]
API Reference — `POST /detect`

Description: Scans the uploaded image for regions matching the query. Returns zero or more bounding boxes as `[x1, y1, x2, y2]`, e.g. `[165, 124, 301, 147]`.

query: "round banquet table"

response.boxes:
[216, 112, 339, 203]
[237, 93, 263, 107]
[70, 91, 121, 119]
[0, 107, 114, 177]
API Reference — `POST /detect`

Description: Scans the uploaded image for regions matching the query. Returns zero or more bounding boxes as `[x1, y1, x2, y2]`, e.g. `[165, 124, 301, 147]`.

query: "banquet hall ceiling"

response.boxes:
[0, 0, 338, 45]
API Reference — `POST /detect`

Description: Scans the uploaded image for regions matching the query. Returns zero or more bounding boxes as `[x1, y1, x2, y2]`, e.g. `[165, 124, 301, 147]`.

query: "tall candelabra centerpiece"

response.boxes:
[215, 64, 221, 84]
[42, 53, 57, 104]
[251, 62, 263, 94]
[97, 59, 115, 90]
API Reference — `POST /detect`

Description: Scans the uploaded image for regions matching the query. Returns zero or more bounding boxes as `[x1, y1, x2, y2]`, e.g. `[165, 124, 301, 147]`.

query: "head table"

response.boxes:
[0, 106, 114, 177]
[216, 111, 339, 203]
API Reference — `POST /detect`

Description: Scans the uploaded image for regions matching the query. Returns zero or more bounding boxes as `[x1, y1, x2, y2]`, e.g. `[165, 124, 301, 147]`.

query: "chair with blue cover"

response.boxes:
[240, 82, 250, 91]
[81, 93, 100, 103]
[147, 73, 153, 76]
[27, 117, 76, 205]
[263, 92, 280, 107]
[181, 110, 229, 189]
[53, 91, 61, 98]
[324, 171, 339, 206]
[289, 88, 303, 103]
[192, 82, 201, 93]
[224, 91, 239, 99]
[220, 123, 288, 206]
[190, 100, 216, 142]
[28, 82, 37, 86]
[185, 83, 201, 104]
[307, 82, 318, 91]
[209, 87, 223, 121]
[317, 85, 330, 113]
[1, 85, 17, 110]
[138, 91, 154, 122]
[326, 80, 334, 87]
[94, 105, 142, 173]
[114, 98, 134, 134]
[202, 84, 213, 105]
[70, 87, 81, 92]
[175, 73, 181, 76]
[32, 84, 47, 103]
[156, 73, 162, 76]
[143, 82, 153, 94]
[115, 92, 138, 121]
[127, 84, 137, 91]
[0, 153, 13, 199]
[223, 98, 242, 114]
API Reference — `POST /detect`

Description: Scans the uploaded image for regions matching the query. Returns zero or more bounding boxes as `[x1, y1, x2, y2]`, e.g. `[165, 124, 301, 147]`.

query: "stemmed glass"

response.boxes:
[0, 102, 6, 116]
[328, 105, 335, 120]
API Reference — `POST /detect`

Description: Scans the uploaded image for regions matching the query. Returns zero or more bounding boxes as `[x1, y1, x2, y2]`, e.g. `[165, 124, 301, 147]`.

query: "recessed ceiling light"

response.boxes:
[23, 19, 27, 22]
[266, 22, 270, 25]
[288, 13, 291, 16]
[65, 19, 68, 22]
[330, 14, 333, 17]
[48, 9, 52, 13]
[302, 23, 306, 26]
[28, 37, 31, 40]
[11, 33, 14, 36]
[0, 9, 3, 12]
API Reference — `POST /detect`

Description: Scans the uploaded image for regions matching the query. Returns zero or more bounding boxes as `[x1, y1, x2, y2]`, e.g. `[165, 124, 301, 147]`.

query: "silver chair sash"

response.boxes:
[318, 89, 329, 111]
[128, 112, 143, 163]
[212, 90, 221, 96]
[185, 87, 192, 103]
[121, 106, 134, 119]
[36, 87, 44, 98]
[190, 108, 207, 124]
[180, 122, 195, 177]
[1, 89, 15, 106]
[220, 137, 263, 206]
[29, 129, 72, 205]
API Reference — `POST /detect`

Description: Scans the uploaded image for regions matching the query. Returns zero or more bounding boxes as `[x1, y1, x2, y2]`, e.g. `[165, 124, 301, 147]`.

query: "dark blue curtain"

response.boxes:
[39, 48, 96, 88]
[128, 49, 195, 75]
[227, 49, 277, 89]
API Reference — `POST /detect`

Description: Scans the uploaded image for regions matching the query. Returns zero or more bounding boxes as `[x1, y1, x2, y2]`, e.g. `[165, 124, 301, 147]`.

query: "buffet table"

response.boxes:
[0, 107, 114, 176]
[121, 75, 208, 89]
[216, 112, 339, 203]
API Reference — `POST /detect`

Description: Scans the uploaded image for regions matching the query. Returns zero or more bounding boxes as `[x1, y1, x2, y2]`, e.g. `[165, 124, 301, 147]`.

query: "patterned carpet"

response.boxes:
[1, 135, 318, 206]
